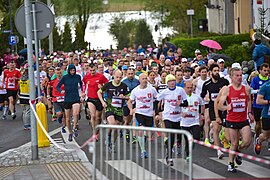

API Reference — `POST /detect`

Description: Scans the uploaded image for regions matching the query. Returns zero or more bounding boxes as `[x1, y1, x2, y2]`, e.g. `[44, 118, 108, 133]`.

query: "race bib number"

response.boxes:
[211, 93, 218, 101]
[232, 102, 245, 112]
[56, 96, 64, 102]
[7, 78, 15, 89]
[111, 98, 122, 108]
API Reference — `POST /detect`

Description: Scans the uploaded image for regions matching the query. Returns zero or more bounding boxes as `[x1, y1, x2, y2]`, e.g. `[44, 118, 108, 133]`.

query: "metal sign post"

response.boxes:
[24, 0, 38, 160]
[187, 9, 194, 38]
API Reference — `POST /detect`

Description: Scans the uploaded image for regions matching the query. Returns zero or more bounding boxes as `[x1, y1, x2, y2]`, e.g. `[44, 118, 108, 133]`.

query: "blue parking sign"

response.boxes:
[8, 35, 17, 45]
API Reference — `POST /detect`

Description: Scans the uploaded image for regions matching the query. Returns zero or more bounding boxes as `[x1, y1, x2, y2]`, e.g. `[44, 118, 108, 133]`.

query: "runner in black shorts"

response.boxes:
[98, 70, 129, 153]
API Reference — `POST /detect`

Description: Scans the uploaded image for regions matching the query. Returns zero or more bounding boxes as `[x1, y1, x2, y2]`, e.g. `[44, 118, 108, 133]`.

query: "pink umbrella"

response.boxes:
[200, 40, 222, 50]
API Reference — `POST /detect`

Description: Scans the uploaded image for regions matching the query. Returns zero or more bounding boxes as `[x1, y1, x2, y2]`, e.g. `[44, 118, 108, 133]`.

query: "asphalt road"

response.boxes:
[1, 105, 270, 180]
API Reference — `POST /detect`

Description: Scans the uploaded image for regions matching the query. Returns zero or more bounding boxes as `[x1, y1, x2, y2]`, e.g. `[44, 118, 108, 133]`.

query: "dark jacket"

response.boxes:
[56, 64, 82, 102]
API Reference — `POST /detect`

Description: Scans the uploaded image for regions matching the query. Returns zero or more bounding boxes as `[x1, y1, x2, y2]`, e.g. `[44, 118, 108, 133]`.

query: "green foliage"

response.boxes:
[134, 20, 153, 47]
[224, 44, 252, 64]
[108, 17, 136, 49]
[62, 22, 72, 52]
[53, 24, 63, 51]
[171, 34, 250, 58]
[73, 21, 87, 50]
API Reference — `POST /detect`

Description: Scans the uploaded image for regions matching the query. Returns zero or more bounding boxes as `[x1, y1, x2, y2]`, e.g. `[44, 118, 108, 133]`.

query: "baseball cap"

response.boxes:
[136, 62, 142, 66]
[166, 74, 176, 84]
[231, 62, 241, 69]
[217, 58, 225, 63]
[125, 54, 130, 57]
[181, 58, 188, 63]
[198, 60, 206, 66]
[195, 49, 201, 54]
[139, 52, 145, 56]
[122, 65, 128, 70]
[191, 62, 198, 68]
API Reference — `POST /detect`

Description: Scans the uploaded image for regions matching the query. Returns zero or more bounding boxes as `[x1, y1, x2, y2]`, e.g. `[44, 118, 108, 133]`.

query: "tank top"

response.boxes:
[226, 85, 248, 122]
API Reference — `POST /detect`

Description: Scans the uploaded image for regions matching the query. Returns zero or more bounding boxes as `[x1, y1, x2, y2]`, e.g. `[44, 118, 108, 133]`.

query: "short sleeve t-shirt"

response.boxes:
[83, 73, 108, 99]
[258, 81, 270, 118]
[4, 69, 21, 90]
[157, 87, 187, 122]
[181, 94, 204, 127]
[100, 82, 129, 116]
[130, 85, 157, 117]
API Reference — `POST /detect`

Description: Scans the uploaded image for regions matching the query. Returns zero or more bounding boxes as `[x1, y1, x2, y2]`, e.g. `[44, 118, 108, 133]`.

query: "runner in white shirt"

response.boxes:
[181, 80, 204, 161]
[128, 73, 157, 158]
[156, 74, 188, 166]
[0, 73, 8, 120]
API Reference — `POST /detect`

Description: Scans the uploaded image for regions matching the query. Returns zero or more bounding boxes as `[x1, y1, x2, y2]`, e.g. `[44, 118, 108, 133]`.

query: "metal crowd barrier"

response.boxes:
[91, 125, 193, 180]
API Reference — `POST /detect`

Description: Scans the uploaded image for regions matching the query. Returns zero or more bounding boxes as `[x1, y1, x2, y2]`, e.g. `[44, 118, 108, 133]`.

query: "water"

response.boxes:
[56, 11, 174, 50]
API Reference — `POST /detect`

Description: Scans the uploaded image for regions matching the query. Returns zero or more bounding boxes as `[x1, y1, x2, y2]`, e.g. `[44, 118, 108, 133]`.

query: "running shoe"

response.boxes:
[204, 138, 211, 145]
[125, 132, 130, 143]
[185, 156, 190, 162]
[227, 162, 237, 173]
[164, 137, 168, 144]
[140, 151, 148, 158]
[268, 142, 270, 151]
[11, 113, 16, 120]
[172, 143, 181, 155]
[24, 125, 30, 130]
[157, 132, 161, 137]
[109, 143, 116, 153]
[166, 156, 174, 166]
[73, 128, 78, 138]
[219, 128, 225, 141]
[57, 116, 62, 124]
[254, 137, 261, 155]
[68, 134, 73, 142]
[61, 126, 66, 133]
[235, 154, 242, 165]
[217, 150, 224, 159]
[75, 124, 79, 130]
[132, 137, 137, 144]
[120, 130, 123, 138]
[2, 115, 6, 120]
[52, 115, 57, 121]
[222, 140, 231, 149]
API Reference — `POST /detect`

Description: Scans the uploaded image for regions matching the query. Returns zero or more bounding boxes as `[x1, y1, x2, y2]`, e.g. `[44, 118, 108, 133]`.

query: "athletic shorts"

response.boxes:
[123, 104, 136, 116]
[0, 94, 7, 103]
[6, 89, 18, 100]
[252, 107, 262, 122]
[87, 98, 103, 111]
[209, 108, 226, 121]
[135, 113, 153, 127]
[106, 111, 123, 122]
[53, 102, 65, 113]
[262, 118, 270, 131]
[226, 120, 250, 129]
[63, 101, 80, 110]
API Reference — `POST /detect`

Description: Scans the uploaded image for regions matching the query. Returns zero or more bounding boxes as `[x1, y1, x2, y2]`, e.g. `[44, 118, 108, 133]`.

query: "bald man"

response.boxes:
[97, 69, 130, 153]
[128, 73, 157, 158]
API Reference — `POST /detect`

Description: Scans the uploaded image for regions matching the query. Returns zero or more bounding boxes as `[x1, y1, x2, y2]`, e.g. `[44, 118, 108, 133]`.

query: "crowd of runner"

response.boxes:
[1, 41, 270, 173]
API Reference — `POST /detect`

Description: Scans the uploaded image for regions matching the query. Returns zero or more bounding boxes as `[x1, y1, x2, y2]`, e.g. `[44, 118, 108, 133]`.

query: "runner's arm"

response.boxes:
[246, 85, 255, 122]
[218, 86, 229, 111]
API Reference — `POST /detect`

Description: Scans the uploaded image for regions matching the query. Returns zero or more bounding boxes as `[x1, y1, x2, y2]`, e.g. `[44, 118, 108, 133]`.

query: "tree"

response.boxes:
[52, 24, 62, 52]
[108, 16, 136, 49]
[54, 0, 105, 47]
[134, 19, 153, 47]
[73, 21, 87, 50]
[62, 21, 72, 52]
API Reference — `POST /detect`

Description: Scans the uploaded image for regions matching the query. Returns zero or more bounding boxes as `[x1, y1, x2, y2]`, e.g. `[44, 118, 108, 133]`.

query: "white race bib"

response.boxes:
[232, 102, 245, 112]
[211, 93, 218, 101]
[56, 96, 64, 102]
[7, 78, 15, 89]
[111, 98, 122, 108]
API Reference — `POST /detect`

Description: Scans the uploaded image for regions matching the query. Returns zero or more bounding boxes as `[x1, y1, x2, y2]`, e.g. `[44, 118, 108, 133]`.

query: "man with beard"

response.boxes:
[201, 63, 229, 159]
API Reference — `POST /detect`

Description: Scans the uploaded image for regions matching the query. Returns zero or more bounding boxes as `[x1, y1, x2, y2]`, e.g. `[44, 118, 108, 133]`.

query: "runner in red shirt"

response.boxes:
[2, 60, 21, 119]
[47, 67, 66, 133]
[218, 67, 254, 173]
[82, 64, 108, 136]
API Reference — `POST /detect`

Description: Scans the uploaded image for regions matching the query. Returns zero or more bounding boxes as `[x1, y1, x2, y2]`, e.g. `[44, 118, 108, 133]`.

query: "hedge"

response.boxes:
[171, 34, 251, 58]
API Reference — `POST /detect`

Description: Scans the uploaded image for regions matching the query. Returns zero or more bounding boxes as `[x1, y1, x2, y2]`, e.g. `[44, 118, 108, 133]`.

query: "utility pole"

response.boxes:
[8, 0, 14, 54]
[24, 0, 38, 160]
[47, 0, 53, 54]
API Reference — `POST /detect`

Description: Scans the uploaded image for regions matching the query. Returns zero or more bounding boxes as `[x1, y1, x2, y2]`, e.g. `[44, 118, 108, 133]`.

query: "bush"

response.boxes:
[171, 34, 251, 58]
[224, 44, 252, 65]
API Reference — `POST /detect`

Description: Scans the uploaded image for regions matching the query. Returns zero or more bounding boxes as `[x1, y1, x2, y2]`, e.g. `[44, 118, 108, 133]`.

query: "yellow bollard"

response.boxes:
[36, 102, 50, 147]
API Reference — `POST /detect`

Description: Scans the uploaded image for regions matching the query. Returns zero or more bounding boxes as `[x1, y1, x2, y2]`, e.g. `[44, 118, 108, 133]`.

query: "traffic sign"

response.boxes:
[15, 2, 54, 40]
[187, 9, 194, 16]
[2, 30, 11, 34]
[8, 35, 18, 45]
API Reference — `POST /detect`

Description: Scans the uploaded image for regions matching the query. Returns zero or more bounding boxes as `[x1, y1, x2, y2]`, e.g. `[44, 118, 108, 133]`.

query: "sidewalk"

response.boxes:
[0, 138, 92, 180]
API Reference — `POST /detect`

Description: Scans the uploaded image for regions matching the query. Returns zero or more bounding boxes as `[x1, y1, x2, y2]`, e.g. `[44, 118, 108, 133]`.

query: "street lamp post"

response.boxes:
[8, 0, 14, 54]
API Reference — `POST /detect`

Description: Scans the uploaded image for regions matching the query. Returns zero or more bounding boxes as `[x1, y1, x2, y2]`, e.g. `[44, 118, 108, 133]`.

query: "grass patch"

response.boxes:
[107, 0, 145, 12]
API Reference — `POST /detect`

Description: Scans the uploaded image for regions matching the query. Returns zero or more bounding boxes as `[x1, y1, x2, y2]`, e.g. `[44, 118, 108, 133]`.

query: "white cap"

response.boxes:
[195, 49, 201, 54]
[93, 60, 98, 64]
[217, 58, 225, 63]
[181, 58, 188, 62]
[90, 57, 94, 60]
[125, 54, 130, 57]
[231, 62, 241, 69]
[139, 52, 145, 56]
[191, 62, 198, 68]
